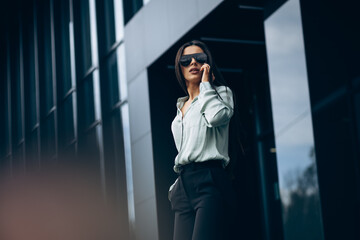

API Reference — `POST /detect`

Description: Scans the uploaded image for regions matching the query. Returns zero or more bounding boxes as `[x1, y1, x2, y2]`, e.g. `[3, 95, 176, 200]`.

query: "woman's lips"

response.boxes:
[189, 68, 200, 74]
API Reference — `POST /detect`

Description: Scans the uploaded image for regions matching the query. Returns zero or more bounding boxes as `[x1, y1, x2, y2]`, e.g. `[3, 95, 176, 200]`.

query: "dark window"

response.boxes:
[96, 0, 116, 57]
[100, 51, 120, 113]
[37, 0, 54, 115]
[59, 95, 75, 148]
[54, 0, 72, 97]
[73, 0, 92, 78]
[41, 111, 56, 161]
[77, 74, 96, 131]
[22, 1, 38, 131]
[122, 0, 143, 25]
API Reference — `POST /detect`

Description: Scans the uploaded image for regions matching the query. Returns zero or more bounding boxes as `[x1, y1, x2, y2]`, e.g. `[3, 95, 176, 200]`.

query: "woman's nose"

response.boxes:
[190, 57, 197, 65]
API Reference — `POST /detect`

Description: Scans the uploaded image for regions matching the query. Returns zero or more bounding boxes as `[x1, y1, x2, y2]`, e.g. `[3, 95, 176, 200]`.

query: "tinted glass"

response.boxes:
[265, 1, 324, 239]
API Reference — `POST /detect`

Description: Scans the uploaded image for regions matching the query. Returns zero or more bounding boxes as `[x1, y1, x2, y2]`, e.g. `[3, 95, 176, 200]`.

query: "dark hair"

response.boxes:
[174, 40, 227, 95]
[174, 40, 245, 179]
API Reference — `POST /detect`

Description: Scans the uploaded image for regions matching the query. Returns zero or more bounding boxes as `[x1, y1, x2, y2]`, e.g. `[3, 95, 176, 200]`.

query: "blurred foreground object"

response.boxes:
[0, 162, 126, 240]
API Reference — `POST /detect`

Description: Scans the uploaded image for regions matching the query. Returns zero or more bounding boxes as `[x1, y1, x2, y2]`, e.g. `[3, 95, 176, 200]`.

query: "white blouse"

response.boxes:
[171, 81, 234, 173]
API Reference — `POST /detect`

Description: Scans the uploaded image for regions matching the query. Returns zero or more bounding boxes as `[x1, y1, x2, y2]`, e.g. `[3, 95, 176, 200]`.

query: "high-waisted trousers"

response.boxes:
[169, 160, 238, 240]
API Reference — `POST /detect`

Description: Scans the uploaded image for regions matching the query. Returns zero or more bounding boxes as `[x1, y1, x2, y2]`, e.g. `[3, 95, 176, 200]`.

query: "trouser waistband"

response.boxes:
[177, 160, 223, 174]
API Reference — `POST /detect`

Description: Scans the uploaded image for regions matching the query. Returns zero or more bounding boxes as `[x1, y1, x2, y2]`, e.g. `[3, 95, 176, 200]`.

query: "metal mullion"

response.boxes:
[31, 123, 40, 133]
[101, 40, 123, 63]
[114, 0, 133, 231]
[117, 43, 128, 101]
[69, 0, 78, 155]
[33, 0, 41, 168]
[110, 99, 128, 114]
[6, 33, 13, 171]
[45, 106, 56, 118]
[89, 0, 105, 196]
[65, 138, 77, 148]
[80, 65, 97, 82]
[120, 103, 135, 235]
[83, 119, 101, 134]
[17, 138, 25, 147]
[50, 0, 58, 160]
[61, 87, 76, 102]
[19, 12, 26, 167]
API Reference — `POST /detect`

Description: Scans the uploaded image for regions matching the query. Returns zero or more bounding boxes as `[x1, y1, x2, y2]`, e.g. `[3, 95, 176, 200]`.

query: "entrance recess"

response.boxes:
[148, 1, 283, 239]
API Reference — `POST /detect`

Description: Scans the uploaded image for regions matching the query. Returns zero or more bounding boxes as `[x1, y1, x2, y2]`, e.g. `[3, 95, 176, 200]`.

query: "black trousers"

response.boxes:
[169, 160, 238, 240]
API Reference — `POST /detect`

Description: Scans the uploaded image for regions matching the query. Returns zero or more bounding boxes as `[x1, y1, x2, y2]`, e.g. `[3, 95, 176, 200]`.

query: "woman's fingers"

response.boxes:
[201, 64, 211, 82]
[201, 64, 210, 72]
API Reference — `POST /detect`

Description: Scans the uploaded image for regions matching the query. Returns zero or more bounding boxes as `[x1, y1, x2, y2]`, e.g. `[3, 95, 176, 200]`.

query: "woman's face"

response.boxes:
[180, 45, 205, 84]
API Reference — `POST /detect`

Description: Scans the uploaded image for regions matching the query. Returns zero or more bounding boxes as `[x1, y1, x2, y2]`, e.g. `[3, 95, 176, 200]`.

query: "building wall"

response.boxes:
[124, 1, 223, 239]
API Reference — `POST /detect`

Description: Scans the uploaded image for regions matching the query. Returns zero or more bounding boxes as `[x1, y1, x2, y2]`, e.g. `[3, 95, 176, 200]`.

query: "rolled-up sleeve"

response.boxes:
[197, 82, 234, 127]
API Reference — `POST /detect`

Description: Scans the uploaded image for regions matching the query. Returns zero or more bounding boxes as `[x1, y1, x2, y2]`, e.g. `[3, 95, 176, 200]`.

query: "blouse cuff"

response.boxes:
[199, 82, 212, 92]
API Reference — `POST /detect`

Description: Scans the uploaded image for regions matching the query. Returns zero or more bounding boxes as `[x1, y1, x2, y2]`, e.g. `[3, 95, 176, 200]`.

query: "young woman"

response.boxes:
[168, 40, 238, 240]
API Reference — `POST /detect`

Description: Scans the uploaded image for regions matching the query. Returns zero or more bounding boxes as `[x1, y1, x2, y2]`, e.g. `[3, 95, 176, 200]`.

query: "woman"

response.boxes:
[168, 40, 238, 240]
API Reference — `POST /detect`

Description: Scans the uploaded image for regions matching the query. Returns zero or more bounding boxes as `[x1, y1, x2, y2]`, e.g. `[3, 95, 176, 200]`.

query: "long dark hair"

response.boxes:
[174, 40, 245, 178]
[174, 40, 226, 94]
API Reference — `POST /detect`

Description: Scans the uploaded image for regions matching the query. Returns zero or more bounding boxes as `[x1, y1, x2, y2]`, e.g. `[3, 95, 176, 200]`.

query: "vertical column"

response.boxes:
[33, 0, 41, 167]
[6, 33, 13, 173]
[114, 0, 135, 235]
[69, 0, 78, 154]
[50, 0, 58, 160]
[89, 0, 105, 193]
[19, 13, 26, 169]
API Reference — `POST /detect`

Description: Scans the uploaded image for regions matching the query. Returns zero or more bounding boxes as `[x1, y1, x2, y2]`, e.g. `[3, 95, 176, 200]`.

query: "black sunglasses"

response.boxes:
[179, 53, 207, 66]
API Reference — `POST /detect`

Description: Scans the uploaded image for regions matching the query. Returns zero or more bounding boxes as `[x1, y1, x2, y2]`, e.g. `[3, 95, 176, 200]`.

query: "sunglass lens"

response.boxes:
[196, 55, 207, 64]
[179, 53, 207, 66]
[180, 57, 191, 66]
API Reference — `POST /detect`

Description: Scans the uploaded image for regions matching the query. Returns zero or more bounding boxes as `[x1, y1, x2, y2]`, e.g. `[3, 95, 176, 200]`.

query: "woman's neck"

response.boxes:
[186, 82, 200, 102]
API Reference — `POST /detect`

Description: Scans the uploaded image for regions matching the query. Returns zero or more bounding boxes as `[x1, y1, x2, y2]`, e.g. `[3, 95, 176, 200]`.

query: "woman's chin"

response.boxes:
[186, 77, 201, 85]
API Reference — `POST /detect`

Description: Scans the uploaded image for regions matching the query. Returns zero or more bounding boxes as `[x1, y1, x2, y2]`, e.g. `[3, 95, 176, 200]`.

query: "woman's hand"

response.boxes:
[200, 64, 215, 82]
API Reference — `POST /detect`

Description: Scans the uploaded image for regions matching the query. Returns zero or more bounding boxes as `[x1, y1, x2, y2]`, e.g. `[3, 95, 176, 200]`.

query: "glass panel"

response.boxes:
[264, 0, 324, 239]
[59, 95, 75, 148]
[77, 74, 95, 130]
[101, 51, 119, 112]
[78, 126, 100, 163]
[54, 0, 72, 97]
[122, 0, 143, 25]
[26, 129, 40, 171]
[73, 0, 92, 77]
[22, 4, 38, 129]
[12, 144, 25, 170]
[60, 141, 76, 163]
[96, 0, 116, 55]
[41, 112, 56, 161]
[37, 1, 54, 115]
[10, 27, 23, 144]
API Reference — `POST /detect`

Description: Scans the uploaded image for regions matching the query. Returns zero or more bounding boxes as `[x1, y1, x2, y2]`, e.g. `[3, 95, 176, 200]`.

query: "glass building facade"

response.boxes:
[1, 0, 359, 240]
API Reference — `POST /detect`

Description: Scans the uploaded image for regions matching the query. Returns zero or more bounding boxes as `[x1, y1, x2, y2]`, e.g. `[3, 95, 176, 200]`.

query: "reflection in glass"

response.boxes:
[264, 0, 324, 239]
